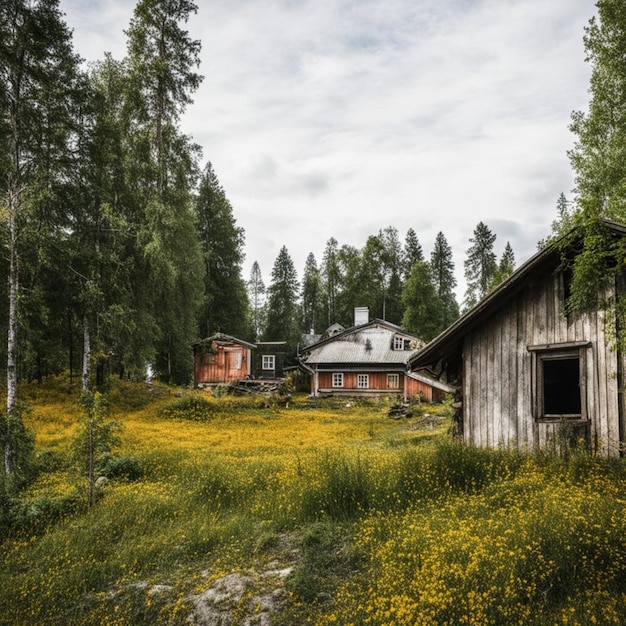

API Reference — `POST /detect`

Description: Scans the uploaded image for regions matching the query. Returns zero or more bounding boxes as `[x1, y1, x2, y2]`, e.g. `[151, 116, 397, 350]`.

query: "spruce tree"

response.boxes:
[401, 261, 441, 341]
[402, 228, 424, 279]
[321, 237, 342, 327]
[247, 262, 266, 342]
[264, 246, 300, 357]
[196, 162, 249, 340]
[301, 253, 323, 335]
[463, 222, 497, 311]
[430, 231, 460, 330]
[124, 0, 204, 383]
[490, 242, 516, 290]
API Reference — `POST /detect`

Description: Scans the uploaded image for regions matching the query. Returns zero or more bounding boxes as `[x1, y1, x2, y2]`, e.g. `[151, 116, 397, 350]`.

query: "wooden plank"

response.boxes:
[462, 333, 474, 443]
[492, 309, 502, 447]
[508, 298, 518, 447]
[517, 291, 529, 449]
[480, 324, 489, 447]
[500, 302, 511, 447]
[487, 315, 496, 447]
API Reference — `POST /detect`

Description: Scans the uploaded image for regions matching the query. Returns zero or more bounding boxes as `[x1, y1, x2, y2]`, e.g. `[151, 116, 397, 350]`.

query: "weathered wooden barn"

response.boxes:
[410, 220, 626, 456]
[193, 334, 255, 388]
[301, 316, 452, 401]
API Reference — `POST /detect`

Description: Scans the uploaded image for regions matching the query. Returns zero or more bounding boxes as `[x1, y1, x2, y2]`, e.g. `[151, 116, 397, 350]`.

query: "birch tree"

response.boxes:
[0, 0, 80, 475]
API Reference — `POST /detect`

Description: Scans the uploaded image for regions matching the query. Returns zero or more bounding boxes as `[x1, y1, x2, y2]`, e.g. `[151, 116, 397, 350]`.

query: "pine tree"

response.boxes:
[379, 226, 404, 324]
[301, 253, 323, 334]
[321, 238, 342, 327]
[196, 162, 249, 339]
[264, 246, 300, 356]
[401, 261, 441, 341]
[124, 0, 204, 383]
[402, 228, 424, 279]
[490, 242, 516, 290]
[430, 231, 459, 330]
[247, 262, 266, 342]
[463, 222, 497, 311]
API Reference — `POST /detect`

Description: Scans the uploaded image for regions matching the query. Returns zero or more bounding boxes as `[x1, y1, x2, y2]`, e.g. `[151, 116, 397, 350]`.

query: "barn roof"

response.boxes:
[410, 218, 626, 370]
[302, 319, 423, 366]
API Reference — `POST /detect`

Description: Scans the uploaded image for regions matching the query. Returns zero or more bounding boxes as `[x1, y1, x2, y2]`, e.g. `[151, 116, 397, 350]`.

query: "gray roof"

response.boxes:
[303, 320, 423, 366]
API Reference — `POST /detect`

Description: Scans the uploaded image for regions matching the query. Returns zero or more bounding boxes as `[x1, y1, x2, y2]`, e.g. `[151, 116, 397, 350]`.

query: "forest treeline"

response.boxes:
[0, 0, 519, 390]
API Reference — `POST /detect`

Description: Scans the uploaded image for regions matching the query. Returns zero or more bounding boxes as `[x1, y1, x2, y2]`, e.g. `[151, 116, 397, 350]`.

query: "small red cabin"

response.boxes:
[193, 334, 256, 388]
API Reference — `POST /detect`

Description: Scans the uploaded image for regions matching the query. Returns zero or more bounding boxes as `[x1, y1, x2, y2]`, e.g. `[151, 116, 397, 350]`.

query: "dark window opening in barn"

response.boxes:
[543, 357, 581, 416]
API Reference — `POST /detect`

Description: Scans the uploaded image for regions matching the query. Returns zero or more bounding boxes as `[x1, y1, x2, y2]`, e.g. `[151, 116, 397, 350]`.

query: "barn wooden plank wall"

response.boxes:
[462, 272, 622, 456]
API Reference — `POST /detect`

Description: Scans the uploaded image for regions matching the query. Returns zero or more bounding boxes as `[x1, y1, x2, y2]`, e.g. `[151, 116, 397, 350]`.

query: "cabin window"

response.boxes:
[262, 355, 275, 371]
[201, 351, 216, 365]
[528, 343, 589, 420]
[393, 336, 404, 350]
[332, 373, 344, 388]
[357, 374, 369, 389]
[387, 374, 400, 389]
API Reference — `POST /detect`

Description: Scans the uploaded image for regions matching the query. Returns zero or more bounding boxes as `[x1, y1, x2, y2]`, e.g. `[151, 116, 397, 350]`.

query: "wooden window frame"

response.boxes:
[357, 374, 369, 389]
[528, 342, 590, 422]
[262, 354, 275, 371]
[332, 373, 344, 388]
[393, 336, 404, 351]
[387, 373, 400, 389]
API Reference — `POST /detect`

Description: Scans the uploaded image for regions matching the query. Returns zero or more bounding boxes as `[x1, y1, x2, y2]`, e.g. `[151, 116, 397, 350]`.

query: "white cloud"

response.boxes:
[60, 0, 596, 298]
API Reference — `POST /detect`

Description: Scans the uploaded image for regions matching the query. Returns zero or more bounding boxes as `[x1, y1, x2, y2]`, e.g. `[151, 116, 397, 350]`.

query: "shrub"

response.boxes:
[158, 392, 219, 421]
[96, 453, 143, 481]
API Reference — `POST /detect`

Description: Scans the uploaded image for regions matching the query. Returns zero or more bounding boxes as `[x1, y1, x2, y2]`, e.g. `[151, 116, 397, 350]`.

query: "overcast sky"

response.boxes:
[60, 0, 597, 300]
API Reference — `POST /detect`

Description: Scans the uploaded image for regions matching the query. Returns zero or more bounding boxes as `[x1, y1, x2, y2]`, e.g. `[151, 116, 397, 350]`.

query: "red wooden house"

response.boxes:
[193, 334, 256, 388]
[300, 316, 452, 401]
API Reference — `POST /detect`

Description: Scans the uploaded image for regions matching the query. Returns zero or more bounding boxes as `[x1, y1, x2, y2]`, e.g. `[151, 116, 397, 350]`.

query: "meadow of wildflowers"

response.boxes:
[1, 376, 626, 625]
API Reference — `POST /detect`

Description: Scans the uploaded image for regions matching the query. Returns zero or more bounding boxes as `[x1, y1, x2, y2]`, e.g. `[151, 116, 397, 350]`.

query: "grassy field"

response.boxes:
[2, 377, 626, 625]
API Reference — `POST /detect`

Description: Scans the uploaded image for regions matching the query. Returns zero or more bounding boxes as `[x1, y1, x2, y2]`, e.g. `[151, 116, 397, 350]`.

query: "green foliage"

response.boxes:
[264, 245, 300, 354]
[158, 392, 218, 421]
[463, 221, 497, 310]
[196, 162, 250, 340]
[402, 228, 424, 278]
[96, 453, 143, 482]
[0, 404, 35, 495]
[488, 241, 516, 290]
[401, 261, 441, 341]
[247, 261, 267, 341]
[71, 392, 121, 478]
[429, 230, 459, 328]
[563, 1, 626, 344]
[4, 386, 626, 625]
[285, 522, 363, 606]
[301, 252, 323, 335]
[300, 450, 371, 521]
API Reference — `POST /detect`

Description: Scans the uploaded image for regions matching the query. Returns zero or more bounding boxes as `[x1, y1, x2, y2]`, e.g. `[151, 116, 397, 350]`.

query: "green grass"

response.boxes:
[1, 378, 626, 625]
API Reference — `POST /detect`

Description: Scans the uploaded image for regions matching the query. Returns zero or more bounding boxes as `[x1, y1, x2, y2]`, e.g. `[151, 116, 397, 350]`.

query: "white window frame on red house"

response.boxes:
[357, 374, 369, 389]
[387, 373, 400, 389]
[332, 373, 344, 387]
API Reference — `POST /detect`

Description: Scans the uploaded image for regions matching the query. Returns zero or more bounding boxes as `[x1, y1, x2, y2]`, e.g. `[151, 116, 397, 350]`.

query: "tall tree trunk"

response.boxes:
[5, 192, 19, 476]
[82, 315, 91, 392]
